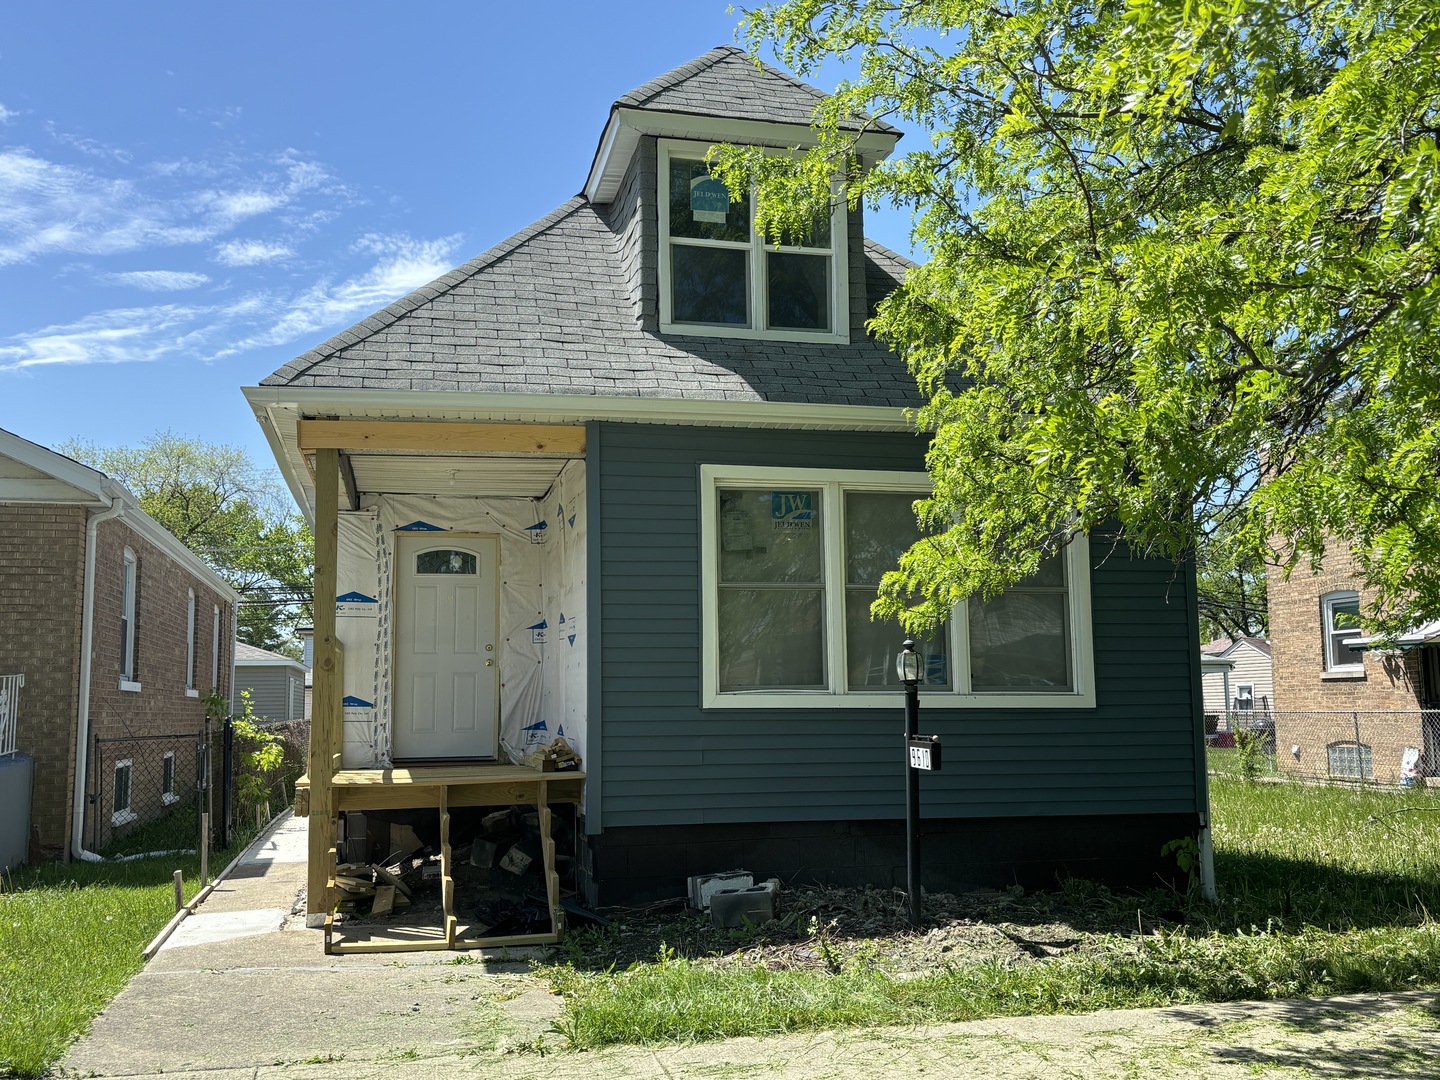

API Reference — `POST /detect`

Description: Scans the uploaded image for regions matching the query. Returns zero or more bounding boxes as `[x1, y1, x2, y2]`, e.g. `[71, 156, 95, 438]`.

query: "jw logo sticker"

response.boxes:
[336, 591, 379, 618]
[771, 491, 815, 529]
[528, 618, 548, 644]
[525, 519, 548, 544]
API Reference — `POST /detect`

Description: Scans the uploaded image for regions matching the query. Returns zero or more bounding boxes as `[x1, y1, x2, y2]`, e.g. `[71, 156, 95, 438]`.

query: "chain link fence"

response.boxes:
[85, 716, 309, 858]
[1207, 708, 1440, 786]
[88, 731, 206, 857]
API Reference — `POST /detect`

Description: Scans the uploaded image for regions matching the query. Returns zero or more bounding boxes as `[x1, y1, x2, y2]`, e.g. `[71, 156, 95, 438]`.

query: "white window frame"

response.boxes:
[1322, 591, 1364, 674]
[211, 605, 221, 690]
[161, 750, 178, 805]
[658, 139, 850, 344]
[119, 548, 140, 691]
[111, 759, 136, 825]
[1233, 683, 1255, 711]
[699, 465, 1095, 709]
[185, 588, 198, 696]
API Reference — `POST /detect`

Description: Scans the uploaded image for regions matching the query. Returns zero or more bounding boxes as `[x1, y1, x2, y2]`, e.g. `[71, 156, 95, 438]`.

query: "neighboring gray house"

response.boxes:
[233, 642, 307, 723]
[245, 47, 1210, 926]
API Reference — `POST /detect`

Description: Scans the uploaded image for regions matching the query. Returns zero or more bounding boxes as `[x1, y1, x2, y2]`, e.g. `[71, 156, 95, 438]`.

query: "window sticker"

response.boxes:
[691, 173, 731, 223]
[771, 491, 815, 529]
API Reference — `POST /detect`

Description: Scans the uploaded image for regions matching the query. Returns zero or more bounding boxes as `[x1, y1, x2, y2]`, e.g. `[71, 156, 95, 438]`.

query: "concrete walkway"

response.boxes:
[60, 813, 1440, 1079]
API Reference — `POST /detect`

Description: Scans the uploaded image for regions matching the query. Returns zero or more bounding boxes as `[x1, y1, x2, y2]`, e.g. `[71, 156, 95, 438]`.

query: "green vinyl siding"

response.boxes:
[595, 422, 1201, 828]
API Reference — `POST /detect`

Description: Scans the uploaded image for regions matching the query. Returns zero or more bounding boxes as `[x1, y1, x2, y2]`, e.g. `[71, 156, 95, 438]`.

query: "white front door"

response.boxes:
[393, 535, 499, 760]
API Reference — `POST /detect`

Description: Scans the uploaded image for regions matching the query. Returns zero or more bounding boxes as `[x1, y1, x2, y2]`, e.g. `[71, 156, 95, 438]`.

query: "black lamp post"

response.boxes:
[896, 638, 922, 926]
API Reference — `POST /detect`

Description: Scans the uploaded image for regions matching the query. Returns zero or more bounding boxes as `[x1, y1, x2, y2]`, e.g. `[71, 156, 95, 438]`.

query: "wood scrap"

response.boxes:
[373, 863, 412, 897]
[372, 885, 395, 916]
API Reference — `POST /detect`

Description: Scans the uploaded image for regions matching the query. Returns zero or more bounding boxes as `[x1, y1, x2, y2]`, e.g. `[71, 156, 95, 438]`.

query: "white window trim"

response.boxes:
[211, 605, 221, 691]
[699, 464, 1095, 709]
[1322, 591, 1365, 674]
[185, 588, 197, 695]
[1233, 683, 1255, 710]
[120, 547, 137, 681]
[119, 679, 143, 693]
[161, 750, 179, 806]
[111, 759, 136, 825]
[658, 139, 850, 345]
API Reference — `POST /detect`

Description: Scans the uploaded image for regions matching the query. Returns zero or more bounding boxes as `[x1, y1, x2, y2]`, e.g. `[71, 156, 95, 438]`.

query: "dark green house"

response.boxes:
[246, 47, 1209, 915]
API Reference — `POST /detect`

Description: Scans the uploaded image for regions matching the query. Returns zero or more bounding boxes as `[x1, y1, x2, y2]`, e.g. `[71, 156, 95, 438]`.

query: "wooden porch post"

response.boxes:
[307, 447, 340, 917]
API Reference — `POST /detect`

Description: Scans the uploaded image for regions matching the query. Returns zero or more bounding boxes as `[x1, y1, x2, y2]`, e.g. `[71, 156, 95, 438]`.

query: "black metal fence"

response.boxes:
[217, 717, 308, 849]
[1207, 708, 1440, 787]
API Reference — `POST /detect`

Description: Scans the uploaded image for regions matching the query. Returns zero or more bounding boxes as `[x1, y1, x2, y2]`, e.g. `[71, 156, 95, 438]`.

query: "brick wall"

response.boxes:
[1268, 544, 1427, 782]
[83, 517, 233, 852]
[0, 505, 86, 860]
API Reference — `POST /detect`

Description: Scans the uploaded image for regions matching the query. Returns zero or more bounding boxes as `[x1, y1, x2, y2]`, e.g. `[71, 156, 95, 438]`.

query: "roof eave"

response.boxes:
[585, 107, 901, 205]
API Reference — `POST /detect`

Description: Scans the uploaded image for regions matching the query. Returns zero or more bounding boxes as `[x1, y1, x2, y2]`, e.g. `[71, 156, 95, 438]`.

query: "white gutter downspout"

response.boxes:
[71, 481, 127, 862]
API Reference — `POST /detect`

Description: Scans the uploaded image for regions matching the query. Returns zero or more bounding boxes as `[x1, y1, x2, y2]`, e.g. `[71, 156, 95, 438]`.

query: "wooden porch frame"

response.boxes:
[297, 420, 586, 456]
[304, 445, 586, 953]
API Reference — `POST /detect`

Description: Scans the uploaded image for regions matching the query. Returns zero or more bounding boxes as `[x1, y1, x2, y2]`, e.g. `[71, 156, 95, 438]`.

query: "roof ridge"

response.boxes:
[272, 197, 590, 384]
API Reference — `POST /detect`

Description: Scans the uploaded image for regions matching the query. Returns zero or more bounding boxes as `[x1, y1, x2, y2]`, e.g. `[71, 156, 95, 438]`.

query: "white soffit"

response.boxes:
[351, 454, 566, 498]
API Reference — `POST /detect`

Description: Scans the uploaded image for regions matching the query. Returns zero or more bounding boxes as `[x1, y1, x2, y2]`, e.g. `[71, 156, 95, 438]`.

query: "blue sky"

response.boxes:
[0, 2, 917, 483]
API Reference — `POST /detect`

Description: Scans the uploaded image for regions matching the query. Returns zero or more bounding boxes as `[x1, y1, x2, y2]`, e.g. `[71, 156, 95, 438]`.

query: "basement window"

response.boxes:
[1327, 741, 1373, 780]
[112, 760, 136, 825]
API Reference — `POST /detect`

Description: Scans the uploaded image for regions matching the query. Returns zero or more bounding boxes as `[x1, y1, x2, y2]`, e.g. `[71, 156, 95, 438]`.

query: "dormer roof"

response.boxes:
[586, 46, 900, 204]
[616, 45, 898, 134]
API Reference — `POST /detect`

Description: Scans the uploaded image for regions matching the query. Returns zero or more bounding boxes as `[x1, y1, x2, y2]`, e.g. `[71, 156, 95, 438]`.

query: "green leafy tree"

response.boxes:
[63, 433, 313, 654]
[717, 0, 1440, 638]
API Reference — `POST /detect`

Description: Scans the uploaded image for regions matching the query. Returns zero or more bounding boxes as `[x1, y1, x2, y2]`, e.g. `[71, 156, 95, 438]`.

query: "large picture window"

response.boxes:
[659, 141, 847, 342]
[701, 466, 1094, 709]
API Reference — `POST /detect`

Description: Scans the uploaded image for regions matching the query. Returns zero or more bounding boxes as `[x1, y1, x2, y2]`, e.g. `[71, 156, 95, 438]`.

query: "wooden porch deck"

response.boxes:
[295, 765, 585, 954]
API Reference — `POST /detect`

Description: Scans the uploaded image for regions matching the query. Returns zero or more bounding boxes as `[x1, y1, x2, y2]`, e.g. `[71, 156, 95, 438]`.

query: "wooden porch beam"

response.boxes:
[307, 446, 340, 918]
[298, 420, 586, 455]
[338, 451, 360, 512]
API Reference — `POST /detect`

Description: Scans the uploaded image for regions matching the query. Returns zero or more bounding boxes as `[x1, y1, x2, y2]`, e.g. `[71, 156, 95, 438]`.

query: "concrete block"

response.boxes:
[710, 879, 779, 928]
[687, 870, 752, 911]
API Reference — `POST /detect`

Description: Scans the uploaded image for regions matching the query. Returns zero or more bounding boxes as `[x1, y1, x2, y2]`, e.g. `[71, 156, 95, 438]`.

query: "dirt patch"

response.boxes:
[557, 880, 1176, 975]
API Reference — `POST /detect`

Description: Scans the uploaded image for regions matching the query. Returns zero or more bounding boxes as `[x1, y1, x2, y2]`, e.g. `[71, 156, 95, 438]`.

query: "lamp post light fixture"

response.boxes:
[898, 638, 922, 926]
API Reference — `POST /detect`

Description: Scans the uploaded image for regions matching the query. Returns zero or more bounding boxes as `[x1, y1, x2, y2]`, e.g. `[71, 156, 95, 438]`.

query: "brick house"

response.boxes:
[0, 428, 240, 864]
[1268, 543, 1440, 784]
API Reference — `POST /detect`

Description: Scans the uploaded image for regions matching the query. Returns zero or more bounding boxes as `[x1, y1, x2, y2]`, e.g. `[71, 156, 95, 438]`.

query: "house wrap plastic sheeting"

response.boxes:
[332, 460, 587, 783]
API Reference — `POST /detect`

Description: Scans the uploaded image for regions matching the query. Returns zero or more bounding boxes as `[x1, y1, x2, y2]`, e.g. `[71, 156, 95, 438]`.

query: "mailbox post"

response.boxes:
[897, 639, 922, 926]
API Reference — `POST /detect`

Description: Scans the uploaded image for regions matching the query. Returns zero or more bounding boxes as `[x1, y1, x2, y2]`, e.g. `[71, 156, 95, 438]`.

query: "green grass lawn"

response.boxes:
[0, 839, 265, 1078]
[546, 777, 1440, 1050]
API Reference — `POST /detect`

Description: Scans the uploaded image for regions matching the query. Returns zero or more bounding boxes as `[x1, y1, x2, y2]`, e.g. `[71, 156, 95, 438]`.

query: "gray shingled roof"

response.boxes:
[261, 197, 918, 407]
[235, 641, 304, 665]
[616, 45, 898, 135]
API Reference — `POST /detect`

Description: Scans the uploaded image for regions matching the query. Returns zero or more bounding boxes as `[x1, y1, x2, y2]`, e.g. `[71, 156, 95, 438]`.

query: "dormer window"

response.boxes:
[659, 140, 848, 342]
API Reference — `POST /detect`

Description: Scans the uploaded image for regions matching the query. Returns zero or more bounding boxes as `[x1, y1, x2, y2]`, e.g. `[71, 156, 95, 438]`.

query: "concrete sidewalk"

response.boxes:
[61, 813, 1440, 1079]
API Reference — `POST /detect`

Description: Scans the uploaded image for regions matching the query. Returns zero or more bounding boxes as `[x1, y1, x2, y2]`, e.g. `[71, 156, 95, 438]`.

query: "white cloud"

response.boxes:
[0, 147, 341, 267]
[2, 232, 463, 372]
[99, 270, 211, 291]
[213, 239, 293, 266]
[0, 104, 17, 124]
[0, 304, 209, 371]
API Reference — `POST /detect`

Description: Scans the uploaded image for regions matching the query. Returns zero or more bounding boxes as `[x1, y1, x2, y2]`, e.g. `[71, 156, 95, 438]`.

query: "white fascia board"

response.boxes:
[1200, 655, 1237, 671]
[235, 656, 308, 673]
[0, 477, 110, 506]
[585, 107, 901, 205]
[0, 428, 109, 502]
[243, 385, 913, 432]
[243, 385, 916, 529]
